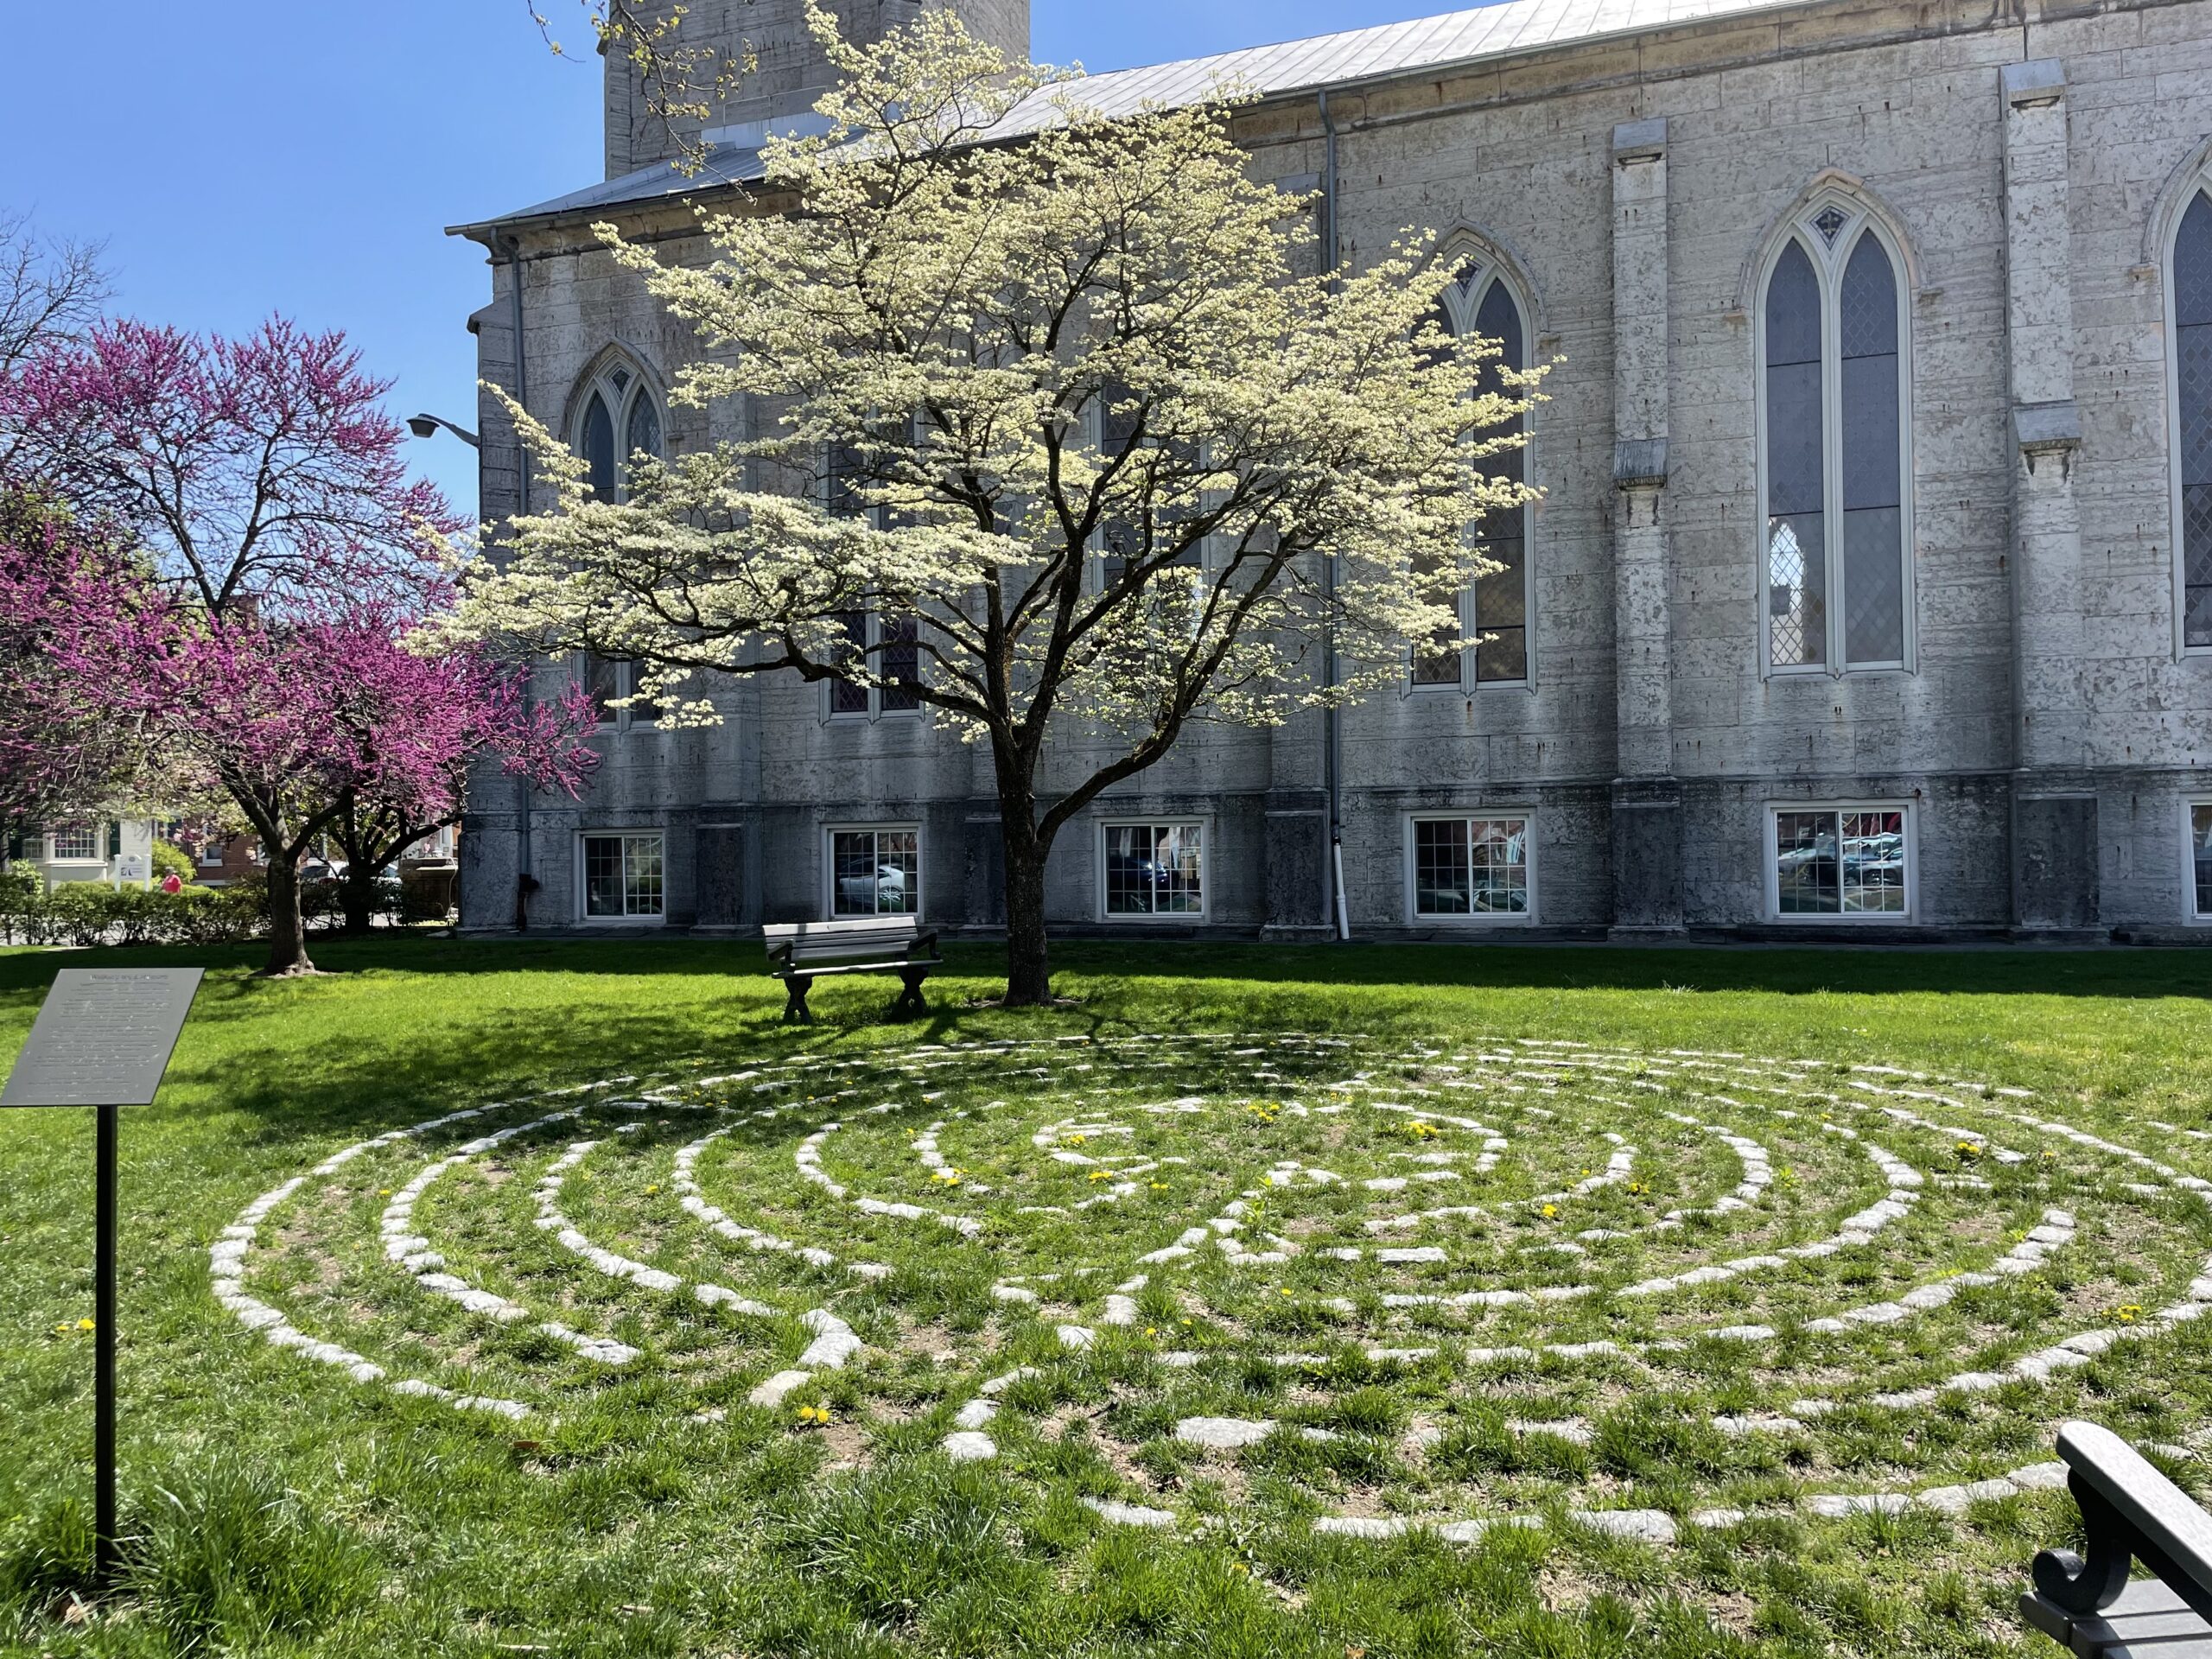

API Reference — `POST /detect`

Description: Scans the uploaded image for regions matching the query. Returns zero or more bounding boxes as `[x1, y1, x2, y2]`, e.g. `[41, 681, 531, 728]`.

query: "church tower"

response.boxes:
[601, 0, 1032, 178]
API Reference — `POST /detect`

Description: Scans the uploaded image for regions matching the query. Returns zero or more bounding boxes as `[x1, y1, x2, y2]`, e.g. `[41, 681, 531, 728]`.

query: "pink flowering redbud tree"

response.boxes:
[48, 600, 597, 974]
[324, 639, 601, 934]
[5, 315, 454, 617]
[3, 315, 595, 972]
[0, 499, 166, 839]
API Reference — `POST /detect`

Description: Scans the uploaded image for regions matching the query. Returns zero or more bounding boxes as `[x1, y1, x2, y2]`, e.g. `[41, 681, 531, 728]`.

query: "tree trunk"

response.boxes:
[340, 861, 380, 936]
[1000, 813, 1052, 1007]
[260, 856, 316, 977]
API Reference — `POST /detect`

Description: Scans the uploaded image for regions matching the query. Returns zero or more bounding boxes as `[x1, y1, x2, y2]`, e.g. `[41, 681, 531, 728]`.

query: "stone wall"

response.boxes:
[462, 0, 2212, 943]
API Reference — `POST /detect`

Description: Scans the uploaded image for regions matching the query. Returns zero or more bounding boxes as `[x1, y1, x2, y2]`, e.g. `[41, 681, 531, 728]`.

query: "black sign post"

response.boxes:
[1, 967, 203, 1586]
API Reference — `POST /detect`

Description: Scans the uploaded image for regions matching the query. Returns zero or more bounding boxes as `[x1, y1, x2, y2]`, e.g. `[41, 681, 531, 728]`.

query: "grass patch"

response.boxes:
[3, 932, 2212, 1654]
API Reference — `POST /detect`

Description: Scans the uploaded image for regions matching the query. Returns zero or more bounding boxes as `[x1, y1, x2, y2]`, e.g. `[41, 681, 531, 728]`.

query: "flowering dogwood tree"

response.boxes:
[4, 317, 594, 971]
[458, 6, 1536, 1003]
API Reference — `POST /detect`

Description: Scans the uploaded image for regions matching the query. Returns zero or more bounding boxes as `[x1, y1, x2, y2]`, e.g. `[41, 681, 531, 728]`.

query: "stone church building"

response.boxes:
[451, 0, 2212, 942]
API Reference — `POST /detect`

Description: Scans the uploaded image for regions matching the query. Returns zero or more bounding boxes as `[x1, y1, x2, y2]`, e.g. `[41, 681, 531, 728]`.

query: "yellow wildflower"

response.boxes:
[1541, 1203, 1558, 1219]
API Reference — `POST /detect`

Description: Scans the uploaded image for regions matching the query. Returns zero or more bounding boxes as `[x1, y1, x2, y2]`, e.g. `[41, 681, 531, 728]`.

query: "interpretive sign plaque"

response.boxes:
[1, 965, 203, 1587]
[2, 968, 203, 1108]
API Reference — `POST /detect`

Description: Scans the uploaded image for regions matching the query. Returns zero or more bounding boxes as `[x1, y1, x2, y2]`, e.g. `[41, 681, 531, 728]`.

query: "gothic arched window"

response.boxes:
[1758, 202, 1910, 673]
[571, 356, 664, 503]
[2172, 186, 2212, 648]
[1413, 257, 1531, 689]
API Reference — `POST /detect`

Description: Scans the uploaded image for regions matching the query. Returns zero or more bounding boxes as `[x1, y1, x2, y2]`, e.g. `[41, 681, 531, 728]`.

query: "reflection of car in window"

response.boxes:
[837, 862, 908, 912]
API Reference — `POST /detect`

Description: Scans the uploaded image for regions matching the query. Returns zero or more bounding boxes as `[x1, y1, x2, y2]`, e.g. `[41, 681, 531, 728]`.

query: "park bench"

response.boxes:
[762, 916, 941, 1023]
[2022, 1421, 2212, 1657]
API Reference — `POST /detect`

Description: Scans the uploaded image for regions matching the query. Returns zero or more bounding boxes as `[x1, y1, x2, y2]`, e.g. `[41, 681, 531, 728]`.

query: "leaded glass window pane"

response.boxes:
[1840, 234, 1904, 664]
[2178, 193, 2212, 646]
[2192, 804, 2212, 918]
[585, 652, 620, 723]
[1767, 515, 1825, 669]
[879, 613, 921, 712]
[825, 441, 868, 521]
[1104, 823, 1204, 915]
[626, 661, 661, 725]
[1765, 242, 1827, 670]
[1471, 280, 1529, 683]
[625, 392, 662, 471]
[581, 391, 617, 501]
[1410, 551, 1463, 684]
[1093, 379, 1147, 587]
[829, 611, 870, 715]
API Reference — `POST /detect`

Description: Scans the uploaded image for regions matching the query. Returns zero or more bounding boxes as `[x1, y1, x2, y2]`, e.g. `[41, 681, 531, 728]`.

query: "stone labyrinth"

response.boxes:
[213, 1035, 2212, 1548]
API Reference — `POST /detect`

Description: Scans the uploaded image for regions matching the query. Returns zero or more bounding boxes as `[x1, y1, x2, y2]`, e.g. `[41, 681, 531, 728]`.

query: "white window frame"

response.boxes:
[823, 823, 924, 919]
[1096, 818, 1209, 923]
[1411, 258, 1535, 694]
[2181, 799, 2212, 923]
[46, 824, 103, 864]
[1763, 800, 1916, 923]
[575, 830, 667, 924]
[1753, 198, 1916, 679]
[570, 356, 664, 505]
[2166, 171, 2212, 658]
[1402, 811, 1537, 925]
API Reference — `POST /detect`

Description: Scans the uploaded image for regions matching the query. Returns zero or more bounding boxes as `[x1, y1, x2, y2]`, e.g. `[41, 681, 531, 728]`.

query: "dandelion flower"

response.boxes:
[1541, 1203, 1558, 1219]
[77, 1318, 94, 1332]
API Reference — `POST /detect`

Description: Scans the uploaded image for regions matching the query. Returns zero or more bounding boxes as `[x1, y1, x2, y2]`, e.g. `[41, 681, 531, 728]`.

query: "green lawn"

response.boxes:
[5, 935, 2212, 1657]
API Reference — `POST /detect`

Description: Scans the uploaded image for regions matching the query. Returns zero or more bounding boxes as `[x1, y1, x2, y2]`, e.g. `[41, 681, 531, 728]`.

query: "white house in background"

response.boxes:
[18, 819, 157, 890]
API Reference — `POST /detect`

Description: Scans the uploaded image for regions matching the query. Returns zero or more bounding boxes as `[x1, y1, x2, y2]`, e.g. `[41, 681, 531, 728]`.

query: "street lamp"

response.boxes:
[407, 412, 480, 448]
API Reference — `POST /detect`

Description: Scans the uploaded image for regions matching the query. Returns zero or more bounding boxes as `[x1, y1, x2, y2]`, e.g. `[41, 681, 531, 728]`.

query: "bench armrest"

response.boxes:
[2033, 1421, 2212, 1624]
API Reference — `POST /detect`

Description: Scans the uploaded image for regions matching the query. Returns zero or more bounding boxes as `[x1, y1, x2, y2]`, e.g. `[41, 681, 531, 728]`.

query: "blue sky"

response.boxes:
[0, 1, 1454, 517]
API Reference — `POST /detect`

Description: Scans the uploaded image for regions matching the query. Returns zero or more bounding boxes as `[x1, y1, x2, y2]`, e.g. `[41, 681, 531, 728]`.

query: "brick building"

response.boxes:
[451, 0, 2212, 941]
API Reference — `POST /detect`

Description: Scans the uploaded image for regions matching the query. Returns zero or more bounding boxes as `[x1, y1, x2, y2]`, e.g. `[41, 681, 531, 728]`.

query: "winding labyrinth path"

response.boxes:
[211, 1036, 2212, 1548]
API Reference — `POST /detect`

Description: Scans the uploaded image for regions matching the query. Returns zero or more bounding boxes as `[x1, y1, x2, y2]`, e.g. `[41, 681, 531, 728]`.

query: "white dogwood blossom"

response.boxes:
[454, 3, 1540, 1001]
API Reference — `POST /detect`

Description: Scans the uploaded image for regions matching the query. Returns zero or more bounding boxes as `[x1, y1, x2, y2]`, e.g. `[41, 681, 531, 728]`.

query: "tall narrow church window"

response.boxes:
[1413, 255, 1532, 689]
[1759, 205, 1910, 673]
[2174, 188, 2212, 648]
[570, 355, 664, 503]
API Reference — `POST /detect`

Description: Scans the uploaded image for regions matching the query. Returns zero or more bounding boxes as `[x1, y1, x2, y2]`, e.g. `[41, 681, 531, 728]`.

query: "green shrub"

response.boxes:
[182, 879, 266, 944]
[0, 865, 42, 944]
[43, 882, 122, 947]
[149, 840, 197, 883]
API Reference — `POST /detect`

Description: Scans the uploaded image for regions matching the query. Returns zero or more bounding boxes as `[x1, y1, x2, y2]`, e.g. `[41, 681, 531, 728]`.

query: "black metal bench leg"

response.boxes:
[783, 975, 814, 1024]
[891, 968, 930, 1020]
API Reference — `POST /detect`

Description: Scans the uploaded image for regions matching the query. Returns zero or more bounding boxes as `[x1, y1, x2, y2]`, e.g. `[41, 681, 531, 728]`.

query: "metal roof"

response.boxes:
[454, 0, 1805, 234]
